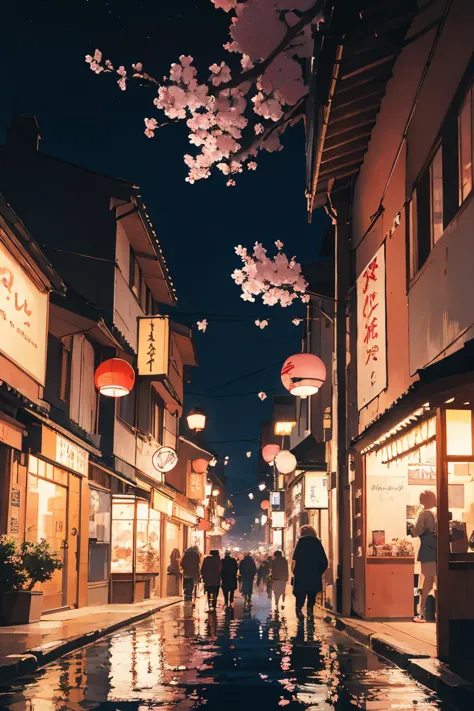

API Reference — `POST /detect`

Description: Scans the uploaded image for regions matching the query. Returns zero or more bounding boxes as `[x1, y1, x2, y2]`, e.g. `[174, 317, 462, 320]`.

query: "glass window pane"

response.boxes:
[448, 462, 474, 554]
[459, 93, 472, 203]
[111, 518, 133, 572]
[431, 147, 443, 245]
[446, 409, 472, 456]
[112, 501, 134, 520]
[137, 502, 149, 520]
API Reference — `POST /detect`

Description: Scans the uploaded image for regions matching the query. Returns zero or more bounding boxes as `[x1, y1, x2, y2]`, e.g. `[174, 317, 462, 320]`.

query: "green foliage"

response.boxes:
[20, 540, 63, 591]
[0, 536, 63, 593]
[0, 536, 27, 595]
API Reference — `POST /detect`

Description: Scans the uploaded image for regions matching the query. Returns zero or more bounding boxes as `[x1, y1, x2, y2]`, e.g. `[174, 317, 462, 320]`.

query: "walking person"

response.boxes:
[271, 550, 289, 612]
[181, 545, 200, 603]
[239, 552, 257, 607]
[221, 550, 238, 608]
[410, 490, 437, 623]
[201, 549, 221, 612]
[292, 525, 328, 619]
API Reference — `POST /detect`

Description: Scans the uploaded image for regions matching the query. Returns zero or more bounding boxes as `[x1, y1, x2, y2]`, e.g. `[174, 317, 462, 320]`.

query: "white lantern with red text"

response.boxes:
[275, 450, 297, 475]
[281, 353, 326, 398]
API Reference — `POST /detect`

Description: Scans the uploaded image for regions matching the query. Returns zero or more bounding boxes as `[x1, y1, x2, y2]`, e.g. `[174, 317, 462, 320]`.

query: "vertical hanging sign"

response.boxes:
[137, 316, 169, 376]
[357, 244, 387, 410]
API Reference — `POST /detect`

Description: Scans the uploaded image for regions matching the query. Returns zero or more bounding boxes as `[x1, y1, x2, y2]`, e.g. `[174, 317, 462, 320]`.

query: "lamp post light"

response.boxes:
[186, 407, 207, 432]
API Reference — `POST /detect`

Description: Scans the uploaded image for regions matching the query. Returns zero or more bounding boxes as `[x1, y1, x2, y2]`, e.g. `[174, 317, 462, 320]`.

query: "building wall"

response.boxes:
[352, 0, 474, 433]
[114, 221, 145, 351]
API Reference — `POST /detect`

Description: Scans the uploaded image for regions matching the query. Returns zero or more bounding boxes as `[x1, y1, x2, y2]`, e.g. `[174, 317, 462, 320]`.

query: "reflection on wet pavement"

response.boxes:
[0, 591, 458, 711]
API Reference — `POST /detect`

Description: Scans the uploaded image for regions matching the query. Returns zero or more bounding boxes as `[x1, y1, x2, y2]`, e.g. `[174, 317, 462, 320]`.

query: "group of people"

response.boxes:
[180, 524, 329, 617]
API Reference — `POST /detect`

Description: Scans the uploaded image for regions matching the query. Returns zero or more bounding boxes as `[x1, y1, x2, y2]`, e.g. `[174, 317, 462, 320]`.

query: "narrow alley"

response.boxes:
[0, 591, 461, 711]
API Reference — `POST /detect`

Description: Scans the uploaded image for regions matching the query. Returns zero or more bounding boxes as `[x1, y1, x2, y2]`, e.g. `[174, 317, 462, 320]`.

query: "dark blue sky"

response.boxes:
[2, 0, 326, 518]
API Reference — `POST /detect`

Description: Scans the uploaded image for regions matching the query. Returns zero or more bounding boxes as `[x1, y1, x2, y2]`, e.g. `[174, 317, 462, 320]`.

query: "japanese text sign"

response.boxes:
[304, 473, 328, 510]
[0, 240, 48, 384]
[357, 244, 387, 410]
[137, 316, 169, 377]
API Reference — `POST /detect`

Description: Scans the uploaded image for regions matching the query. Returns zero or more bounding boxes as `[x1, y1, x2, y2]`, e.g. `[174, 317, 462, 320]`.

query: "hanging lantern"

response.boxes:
[275, 449, 297, 475]
[94, 358, 135, 397]
[281, 353, 326, 398]
[187, 407, 206, 431]
[198, 518, 211, 531]
[193, 458, 209, 474]
[262, 444, 280, 463]
[261, 500, 270, 511]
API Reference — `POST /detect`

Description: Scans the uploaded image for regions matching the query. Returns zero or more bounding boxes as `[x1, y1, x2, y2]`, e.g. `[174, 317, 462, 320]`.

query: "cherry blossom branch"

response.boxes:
[232, 93, 307, 162]
[213, 0, 325, 94]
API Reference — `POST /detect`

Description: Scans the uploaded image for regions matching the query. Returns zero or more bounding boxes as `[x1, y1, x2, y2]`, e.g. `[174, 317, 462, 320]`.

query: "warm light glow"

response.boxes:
[275, 450, 297, 475]
[274, 421, 296, 436]
[446, 409, 472, 457]
[261, 514, 268, 525]
[248, 492, 254, 500]
[212, 488, 220, 496]
[233, 547, 240, 552]
[262, 444, 280, 463]
[192, 458, 209, 474]
[203, 498, 209, 507]
[94, 358, 135, 398]
[260, 500, 270, 510]
[281, 353, 326, 398]
[258, 483, 266, 491]
[205, 483, 212, 497]
[187, 408, 206, 431]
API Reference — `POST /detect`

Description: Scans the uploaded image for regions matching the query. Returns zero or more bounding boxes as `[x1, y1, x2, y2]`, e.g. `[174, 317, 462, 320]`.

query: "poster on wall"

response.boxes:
[357, 244, 387, 410]
[408, 464, 436, 485]
[304, 473, 328, 509]
[0, 240, 48, 385]
[367, 475, 407, 542]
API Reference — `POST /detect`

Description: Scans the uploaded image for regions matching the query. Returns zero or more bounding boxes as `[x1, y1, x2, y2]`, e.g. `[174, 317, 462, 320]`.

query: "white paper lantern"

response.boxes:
[275, 449, 297, 475]
[281, 353, 326, 397]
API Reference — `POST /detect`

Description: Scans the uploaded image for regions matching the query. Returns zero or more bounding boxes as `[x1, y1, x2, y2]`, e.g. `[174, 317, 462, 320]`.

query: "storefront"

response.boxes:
[353, 388, 474, 661]
[111, 486, 172, 604]
[286, 474, 304, 559]
[24, 422, 93, 613]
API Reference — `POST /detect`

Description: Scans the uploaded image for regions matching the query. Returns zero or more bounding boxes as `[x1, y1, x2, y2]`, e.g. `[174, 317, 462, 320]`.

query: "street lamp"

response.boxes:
[212, 488, 220, 496]
[186, 407, 206, 432]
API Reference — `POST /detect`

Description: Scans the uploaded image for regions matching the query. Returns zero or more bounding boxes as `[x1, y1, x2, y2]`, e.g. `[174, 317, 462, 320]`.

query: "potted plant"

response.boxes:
[0, 536, 63, 625]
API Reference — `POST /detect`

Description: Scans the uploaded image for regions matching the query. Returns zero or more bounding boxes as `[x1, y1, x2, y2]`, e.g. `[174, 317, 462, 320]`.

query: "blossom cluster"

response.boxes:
[85, 0, 324, 184]
[232, 240, 309, 307]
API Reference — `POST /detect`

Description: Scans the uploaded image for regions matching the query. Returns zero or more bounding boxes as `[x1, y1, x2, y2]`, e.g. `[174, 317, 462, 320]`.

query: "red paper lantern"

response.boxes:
[198, 518, 211, 531]
[281, 353, 326, 397]
[94, 358, 135, 397]
[193, 458, 209, 474]
[261, 500, 270, 510]
[262, 444, 280, 463]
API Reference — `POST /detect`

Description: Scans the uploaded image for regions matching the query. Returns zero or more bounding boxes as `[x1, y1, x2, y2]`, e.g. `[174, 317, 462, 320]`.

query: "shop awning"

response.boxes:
[291, 435, 326, 470]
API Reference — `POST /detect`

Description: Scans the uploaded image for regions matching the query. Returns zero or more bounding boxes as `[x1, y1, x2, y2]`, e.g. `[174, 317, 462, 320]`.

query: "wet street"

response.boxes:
[0, 590, 460, 711]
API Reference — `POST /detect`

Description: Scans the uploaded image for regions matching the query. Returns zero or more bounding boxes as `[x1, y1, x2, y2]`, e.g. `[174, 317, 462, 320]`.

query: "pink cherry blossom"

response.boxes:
[144, 118, 158, 138]
[258, 392, 267, 401]
[197, 319, 208, 332]
[275, 240, 284, 250]
[85, 1, 325, 184]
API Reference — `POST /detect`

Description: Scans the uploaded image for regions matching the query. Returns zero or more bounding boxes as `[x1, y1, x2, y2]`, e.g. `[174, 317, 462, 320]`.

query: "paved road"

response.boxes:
[0, 589, 460, 711]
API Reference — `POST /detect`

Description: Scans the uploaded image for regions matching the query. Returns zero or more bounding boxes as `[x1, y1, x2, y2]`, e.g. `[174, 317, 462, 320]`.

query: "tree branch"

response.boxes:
[215, 0, 325, 94]
[232, 93, 307, 162]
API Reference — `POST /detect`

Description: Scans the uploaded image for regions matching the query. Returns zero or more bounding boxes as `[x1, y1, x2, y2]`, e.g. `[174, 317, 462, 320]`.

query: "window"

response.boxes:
[430, 146, 443, 245]
[88, 488, 111, 583]
[145, 286, 156, 315]
[458, 89, 473, 204]
[151, 391, 164, 442]
[119, 390, 136, 426]
[409, 145, 444, 277]
[129, 246, 142, 301]
[59, 337, 72, 402]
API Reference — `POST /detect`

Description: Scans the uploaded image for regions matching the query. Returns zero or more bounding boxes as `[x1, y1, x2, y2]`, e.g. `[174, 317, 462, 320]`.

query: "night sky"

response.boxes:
[2, 0, 326, 525]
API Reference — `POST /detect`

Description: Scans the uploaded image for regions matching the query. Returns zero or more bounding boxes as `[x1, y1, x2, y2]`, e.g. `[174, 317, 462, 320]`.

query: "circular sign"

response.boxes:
[152, 446, 178, 473]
